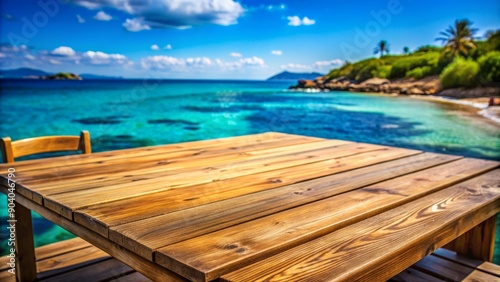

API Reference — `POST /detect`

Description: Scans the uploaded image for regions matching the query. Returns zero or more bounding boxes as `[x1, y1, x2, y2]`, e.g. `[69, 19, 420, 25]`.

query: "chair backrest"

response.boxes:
[1, 131, 91, 163]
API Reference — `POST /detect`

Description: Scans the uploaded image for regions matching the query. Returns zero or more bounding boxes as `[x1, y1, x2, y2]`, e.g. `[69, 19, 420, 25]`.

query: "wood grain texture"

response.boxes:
[0, 132, 302, 171]
[111, 152, 458, 261]
[41, 141, 360, 216]
[0, 133, 320, 200]
[477, 262, 500, 277]
[41, 258, 133, 282]
[220, 169, 500, 282]
[29, 139, 350, 205]
[74, 147, 419, 237]
[0, 188, 188, 282]
[390, 267, 446, 282]
[0, 237, 91, 272]
[9, 135, 325, 202]
[445, 215, 497, 261]
[36, 245, 109, 275]
[158, 158, 497, 281]
[13, 202, 37, 282]
[110, 272, 153, 282]
[412, 254, 475, 281]
[18, 135, 325, 184]
[462, 270, 500, 282]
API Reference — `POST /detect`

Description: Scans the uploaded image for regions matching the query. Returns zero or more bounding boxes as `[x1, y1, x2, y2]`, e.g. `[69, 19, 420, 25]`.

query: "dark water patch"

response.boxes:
[245, 107, 430, 148]
[228, 93, 340, 105]
[72, 115, 128, 125]
[184, 125, 200, 131]
[148, 118, 198, 125]
[92, 134, 154, 152]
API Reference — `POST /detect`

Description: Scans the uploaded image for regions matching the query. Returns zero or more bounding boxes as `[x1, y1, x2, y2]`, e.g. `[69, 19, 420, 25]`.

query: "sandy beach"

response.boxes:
[405, 95, 500, 125]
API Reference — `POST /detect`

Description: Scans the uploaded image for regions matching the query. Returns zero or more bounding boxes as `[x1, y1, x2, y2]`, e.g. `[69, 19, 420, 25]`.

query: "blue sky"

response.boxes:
[1, 0, 499, 79]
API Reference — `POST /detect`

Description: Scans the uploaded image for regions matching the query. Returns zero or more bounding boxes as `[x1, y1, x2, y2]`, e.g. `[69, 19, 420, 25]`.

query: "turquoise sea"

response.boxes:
[0, 79, 499, 262]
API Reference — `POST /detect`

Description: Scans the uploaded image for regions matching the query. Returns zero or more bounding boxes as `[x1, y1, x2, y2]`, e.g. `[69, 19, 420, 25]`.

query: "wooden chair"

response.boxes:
[0, 131, 91, 281]
[1, 130, 91, 163]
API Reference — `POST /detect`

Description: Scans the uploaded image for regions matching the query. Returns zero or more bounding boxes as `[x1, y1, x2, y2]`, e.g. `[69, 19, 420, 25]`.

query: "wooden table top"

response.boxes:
[1, 132, 499, 281]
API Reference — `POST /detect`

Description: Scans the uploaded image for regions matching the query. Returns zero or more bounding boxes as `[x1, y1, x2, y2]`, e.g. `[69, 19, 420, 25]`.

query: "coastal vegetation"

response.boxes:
[322, 19, 500, 91]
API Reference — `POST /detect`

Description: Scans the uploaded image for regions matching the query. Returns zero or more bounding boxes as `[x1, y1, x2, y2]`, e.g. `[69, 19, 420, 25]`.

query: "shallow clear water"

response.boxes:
[0, 79, 499, 261]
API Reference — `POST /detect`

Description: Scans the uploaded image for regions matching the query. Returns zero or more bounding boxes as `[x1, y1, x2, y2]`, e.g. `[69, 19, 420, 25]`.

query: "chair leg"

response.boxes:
[14, 202, 37, 282]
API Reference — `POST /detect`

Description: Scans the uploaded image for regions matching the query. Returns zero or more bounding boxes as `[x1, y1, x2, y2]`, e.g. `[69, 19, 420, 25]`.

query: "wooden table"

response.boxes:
[1, 132, 499, 281]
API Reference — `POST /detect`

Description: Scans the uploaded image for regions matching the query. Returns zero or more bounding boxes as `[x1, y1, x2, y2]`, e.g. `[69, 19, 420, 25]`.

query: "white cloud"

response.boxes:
[287, 16, 315, 26]
[94, 11, 112, 21]
[70, 0, 245, 31]
[230, 52, 242, 57]
[82, 51, 129, 65]
[76, 14, 85, 23]
[0, 44, 132, 69]
[271, 50, 282, 55]
[239, 56, 265, 66]
[123, 18, 151, 32]
[312, 59, 343, 69]
[281, 63, 311, 70]
[302, 17, 315, 25]
[164, 44, 172, 50]
[281, 59, 343, 72]
[49, 59, 62, 65]
[0, 52, 6, 58]
[186, 57, 213, 66]
[51, 46, 76, 57]
[151, 44, 160, 50]
[141, 55, 265, 71]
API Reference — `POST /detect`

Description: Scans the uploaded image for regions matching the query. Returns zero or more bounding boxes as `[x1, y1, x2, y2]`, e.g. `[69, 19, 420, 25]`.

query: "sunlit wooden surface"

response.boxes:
[1, 132, 498, 281]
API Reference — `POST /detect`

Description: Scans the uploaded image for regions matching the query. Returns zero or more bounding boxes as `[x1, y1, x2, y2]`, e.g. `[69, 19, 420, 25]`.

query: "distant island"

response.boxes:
[267, 71, 323, 81]
[0, 68, 123, 80]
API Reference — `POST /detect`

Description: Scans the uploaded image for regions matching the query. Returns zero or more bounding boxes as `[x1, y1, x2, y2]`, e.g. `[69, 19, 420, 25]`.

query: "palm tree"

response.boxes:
[403, 46, 410, 55]
[374, 40, 389, 57]
[435, 19, 478, 58]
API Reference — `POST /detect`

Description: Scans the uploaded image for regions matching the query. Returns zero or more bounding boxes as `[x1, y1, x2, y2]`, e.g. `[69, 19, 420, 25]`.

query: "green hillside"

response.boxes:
[325, 21, 500, 89]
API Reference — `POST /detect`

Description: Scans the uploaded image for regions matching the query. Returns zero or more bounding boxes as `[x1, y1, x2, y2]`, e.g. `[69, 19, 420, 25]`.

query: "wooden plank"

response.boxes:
[41, 258, 134, 282]
[74, 147, 420, 237]
[157, 159, 498, 281]
[0, 237, 91, 272]
[13, 202, 37, 282]
[110, 272, 152, 282]
[0, 269, 15, 282]
[28, 139, 350, 205]
[220, 169, 500, 282]
[0, 188, 189, 282]
[432, 248, 483, 269]
[17, 134, 325, 184]
[36, 246, 110, 279]
[462, 270, 500, 282]
[390, 267, 446, 282]
[113, 153, 460, 262]
[1, 133, 321, 200]
[43, 141, 365, 217]
[412, 254, 475, 281]
[444, 215, 497, 261]
[477, 262, 500, 277]
[0, 132, 303, 172]
[9, 135, 326, 201]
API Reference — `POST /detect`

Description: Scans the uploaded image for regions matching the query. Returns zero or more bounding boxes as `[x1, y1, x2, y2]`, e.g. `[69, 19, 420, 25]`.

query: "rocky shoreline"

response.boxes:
[289, 75, 500, 124]
[290, 75, 500, 98]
